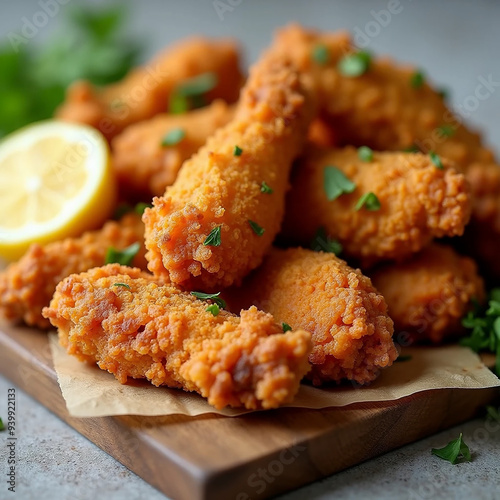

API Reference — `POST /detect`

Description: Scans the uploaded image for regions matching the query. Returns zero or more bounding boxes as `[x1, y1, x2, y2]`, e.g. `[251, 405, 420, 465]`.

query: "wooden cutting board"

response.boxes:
[1, 323, 498, 500]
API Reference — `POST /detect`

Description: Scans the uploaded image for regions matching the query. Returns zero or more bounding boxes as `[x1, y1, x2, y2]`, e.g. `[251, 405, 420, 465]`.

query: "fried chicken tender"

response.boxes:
[143, 49, 315, 290]
[274, 24, 500, 275]
[281, 147, 471, 267]
[0, 214, 146, 329]
[42, 264, 312, 410]
[227, 248, 397, 386]
[112, 100, 235, 199]
[56, 37, 242, 141]
[371, 244, 485, 344]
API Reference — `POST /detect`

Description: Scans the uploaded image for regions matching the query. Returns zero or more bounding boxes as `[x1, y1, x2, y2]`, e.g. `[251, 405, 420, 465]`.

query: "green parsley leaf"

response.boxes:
[190, 291, 226, 309]
[358, 146, 374, 162]
[135, 202, 152, 216]
[162, 128, 185, 146]
[395, 355, 412, 362]
[355, 192, 381, 211]
[233, 145, 243, 156]
[411, 70, 425, 89]
[429, 151, 444, 169]
[0, 418, 4, 431]
[113, 283, 131, 289]
[205, 304, 220, 316]
[105, 242, 141, 266]
[203, 226, 222, 247]
[168, 94, 189, 114]
[310, 227, 343, 256]
[338, 51, 371, 77]
[248, 220, 265, 236]
[113, 203, 133, 220]
[438, 87, 449, 100]
[323, 166, 356, 201]
[486, 405, 500, 422]
[312, 44, 329, 65]
[403, 144, 420, 153]
[431, 433, 472, 465]
[439, 125, 455, 138]
[260, 181, 273, 194]
[282, 323, 292, 332]
[176, 72, 218, 97]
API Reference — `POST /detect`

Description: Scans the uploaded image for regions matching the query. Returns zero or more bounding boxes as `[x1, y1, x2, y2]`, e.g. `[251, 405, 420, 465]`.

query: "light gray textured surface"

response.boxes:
[1, 1, 500, 499]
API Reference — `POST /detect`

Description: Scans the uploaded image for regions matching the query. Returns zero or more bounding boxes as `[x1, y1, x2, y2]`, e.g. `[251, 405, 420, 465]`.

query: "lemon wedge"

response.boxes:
[0, 120, 116, 260]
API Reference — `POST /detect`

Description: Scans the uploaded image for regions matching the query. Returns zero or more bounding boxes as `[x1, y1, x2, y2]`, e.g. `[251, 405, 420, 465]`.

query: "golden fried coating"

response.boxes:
[112, 100, 235, 199]
[0, 214, 146, 329]
[281, 147, 471, 267]
[227, 248, 397, 386]
[42, 264, 312, 410]
[371, 244, 485, 344]
[274, 24, 500, 275]
[143, 49, 315, 290]
[56, 37, 242, 140]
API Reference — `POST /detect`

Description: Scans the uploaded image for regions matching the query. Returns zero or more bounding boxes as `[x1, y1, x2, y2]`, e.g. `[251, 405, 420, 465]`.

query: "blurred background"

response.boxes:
[1, 0, 499, 150]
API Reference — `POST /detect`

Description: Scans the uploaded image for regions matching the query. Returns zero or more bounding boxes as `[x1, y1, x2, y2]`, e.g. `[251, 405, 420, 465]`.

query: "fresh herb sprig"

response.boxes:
[105, 242, 141, 266]
[431, 433, 471, 465]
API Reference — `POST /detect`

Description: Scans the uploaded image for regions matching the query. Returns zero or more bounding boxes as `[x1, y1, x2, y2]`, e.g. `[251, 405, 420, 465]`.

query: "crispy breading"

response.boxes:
[0, 214, 146, 329]
[273, 23, 500, 276]
[42, 264, 312, 410]
[112, 100, 235, 199]
[227, 248, 397, 386]
[281, 147, 471, 267]
[370, 244, 485, 344]
[56, 37, 242, 140]
[143, 49, 315, 290]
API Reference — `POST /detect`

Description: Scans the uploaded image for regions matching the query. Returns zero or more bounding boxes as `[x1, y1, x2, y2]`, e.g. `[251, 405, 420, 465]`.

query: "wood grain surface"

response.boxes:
[0, 323, 498, 500]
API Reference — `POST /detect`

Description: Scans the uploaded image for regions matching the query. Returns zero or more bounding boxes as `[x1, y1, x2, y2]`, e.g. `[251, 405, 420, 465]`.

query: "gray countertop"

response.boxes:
[1, 1, 500, 498]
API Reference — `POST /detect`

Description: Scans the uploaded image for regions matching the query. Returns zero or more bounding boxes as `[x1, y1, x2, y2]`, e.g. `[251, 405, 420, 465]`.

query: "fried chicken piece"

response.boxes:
[227, 248, 396, 386]
[112, 100, 235, 199]
[42, 264, 311, 410]
[273, 23, 500, 276]
[371, 244, 485, 344]
[143, 48, 315, 290]
[281, 147, 471, 267]
[56, 37, 243, 141]
[0, 214, 146, 329]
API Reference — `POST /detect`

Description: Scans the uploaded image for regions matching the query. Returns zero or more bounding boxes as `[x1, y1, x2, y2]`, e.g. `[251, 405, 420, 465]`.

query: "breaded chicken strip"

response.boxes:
[42, 264, 311, 410]
[273, 24, 500, 275]
[143, 50, 315, 290]
[227, 248, 397, 386]
[371, 244, 485, 344]
[56, 37, 242, 140]
[112, 100, 235, 199]
[0, 214, 146, 329]
[281, 147, 471, 267]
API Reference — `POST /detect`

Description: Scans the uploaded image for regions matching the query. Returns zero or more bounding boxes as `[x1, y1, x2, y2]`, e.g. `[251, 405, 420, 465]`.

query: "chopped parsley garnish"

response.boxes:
[403, 144, 420, 153]
[324, 166, 356, 201]
[486, 406, 500, 422]
[233, 145, 243, 156]
[431, 433, 471, 465]
[395, 355, 412, 362]
[113, 202, 133, 219]
[0, 418, 4, 431]
[248, 220, 265, 236]
[282, 323, 292, 332]
[429, 151, 444, 169]
[105, 242, 141, 266]
[438, 87, 449, 100]
[439, 124, 455, 138]
[310, 227, 343, 256]
[338, 51, 371, 77]
[312, 44, 329, 65]
[162, 128, 185, 146]
[358, 146, 374, 162]
[461, 287, 500, 375]
[190, 291, 226, 309]
[203, 226, 222, 247]
[168, 72, 218, 114]
[113, 283, 131, 289]
[260, 181, 273, 194]
[135, 202, 152, 216]
[410, 70, 425, 89]
[205, 304, 220, 316]
[355, 192, 381, 211]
